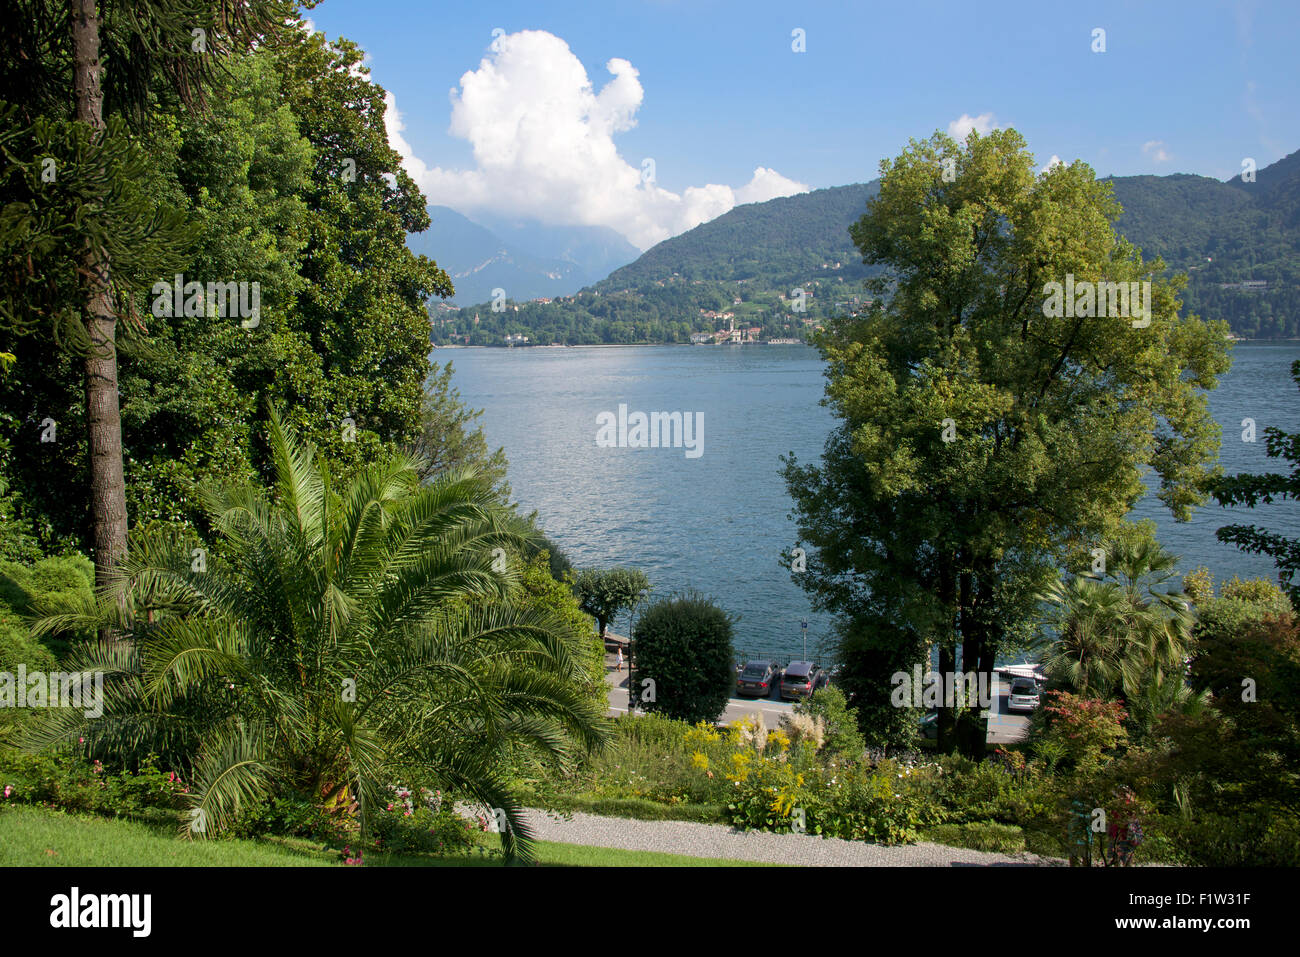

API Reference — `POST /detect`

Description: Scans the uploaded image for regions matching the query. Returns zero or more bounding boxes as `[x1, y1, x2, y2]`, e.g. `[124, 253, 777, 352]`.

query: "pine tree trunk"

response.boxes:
[72, 0, 128, 625]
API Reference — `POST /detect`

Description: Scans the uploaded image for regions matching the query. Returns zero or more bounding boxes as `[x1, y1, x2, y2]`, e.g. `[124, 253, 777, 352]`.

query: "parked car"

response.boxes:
[736, 660, 778, 698]
[918, 710, 938, 740]
[780, 661, 826, 701]
[1006, 678, 1041, 713]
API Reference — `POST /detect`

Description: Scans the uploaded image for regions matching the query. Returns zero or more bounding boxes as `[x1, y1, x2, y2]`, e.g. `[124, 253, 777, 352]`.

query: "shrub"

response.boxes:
[1151, 810, 1300, 866]
[0, 552, 95, 664]
[924, 821, 1027, 854]
[0, 748, 186, 819]
[795, 684, 865, 758]
[724, 757, 944, 845]
[367, 790, 484, 857]
[230, 793, 344, 842]
[1031, 692, 1127, 776]
[1221, 575, 1293, 606]
[631, 592, 735, 724]
[826, 618, 926, 750]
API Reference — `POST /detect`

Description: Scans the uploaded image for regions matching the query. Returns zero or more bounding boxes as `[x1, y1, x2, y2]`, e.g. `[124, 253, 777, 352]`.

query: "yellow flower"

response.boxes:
[691, 752, 709, 771]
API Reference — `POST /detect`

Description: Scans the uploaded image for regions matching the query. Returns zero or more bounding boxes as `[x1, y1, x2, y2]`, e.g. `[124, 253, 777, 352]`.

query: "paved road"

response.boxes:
[603, 654, 1030, 743]
[513, 807, 1061, 866]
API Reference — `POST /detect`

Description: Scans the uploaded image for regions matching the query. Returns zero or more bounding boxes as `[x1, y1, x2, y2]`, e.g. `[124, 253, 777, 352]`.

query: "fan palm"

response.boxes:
[1040, 575, 1136, 697]
[22, 408, 607, 861]
[1040, 535, 1197, 728]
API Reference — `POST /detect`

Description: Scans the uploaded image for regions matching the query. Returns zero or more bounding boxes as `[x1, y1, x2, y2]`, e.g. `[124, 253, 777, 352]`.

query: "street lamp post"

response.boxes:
[801, 619, 808, 660]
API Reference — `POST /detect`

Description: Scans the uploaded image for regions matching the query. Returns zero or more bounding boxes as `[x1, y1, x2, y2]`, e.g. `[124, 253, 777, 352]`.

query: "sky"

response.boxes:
[302, 0, 1300, 249]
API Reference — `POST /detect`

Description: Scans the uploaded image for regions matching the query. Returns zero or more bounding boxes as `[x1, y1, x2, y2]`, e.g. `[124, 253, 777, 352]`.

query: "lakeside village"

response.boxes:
[432, 273, 873, 347]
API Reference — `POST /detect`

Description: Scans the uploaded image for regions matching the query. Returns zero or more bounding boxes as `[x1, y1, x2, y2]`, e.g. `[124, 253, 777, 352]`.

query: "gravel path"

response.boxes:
[516, 808, 1063, 867]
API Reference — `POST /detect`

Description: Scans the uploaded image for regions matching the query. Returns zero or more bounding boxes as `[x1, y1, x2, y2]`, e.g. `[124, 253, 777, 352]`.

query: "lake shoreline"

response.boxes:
[432, 337, 1300, 351]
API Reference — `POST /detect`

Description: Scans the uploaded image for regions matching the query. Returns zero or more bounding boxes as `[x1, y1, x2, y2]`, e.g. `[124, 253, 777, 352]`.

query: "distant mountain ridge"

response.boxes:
[598, 183, 881, 290]
[431, 149, 1300, 344]
[406, 206, 639, 306]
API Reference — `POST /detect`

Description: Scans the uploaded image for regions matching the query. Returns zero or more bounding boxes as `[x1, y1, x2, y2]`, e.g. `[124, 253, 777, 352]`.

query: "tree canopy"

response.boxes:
[783, 129, 1231, 756]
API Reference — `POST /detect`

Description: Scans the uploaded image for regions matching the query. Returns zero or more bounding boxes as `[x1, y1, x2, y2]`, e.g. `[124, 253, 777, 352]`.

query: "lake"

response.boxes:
[442, 341, 1300, 662]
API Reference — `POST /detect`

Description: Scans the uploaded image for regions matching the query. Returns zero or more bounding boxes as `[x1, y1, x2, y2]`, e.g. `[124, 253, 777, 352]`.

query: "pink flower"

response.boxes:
[3, 785, 12, 799]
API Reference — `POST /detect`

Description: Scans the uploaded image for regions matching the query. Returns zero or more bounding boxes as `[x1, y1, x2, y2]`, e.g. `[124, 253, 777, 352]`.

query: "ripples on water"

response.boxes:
[443, 342, 1299, 663]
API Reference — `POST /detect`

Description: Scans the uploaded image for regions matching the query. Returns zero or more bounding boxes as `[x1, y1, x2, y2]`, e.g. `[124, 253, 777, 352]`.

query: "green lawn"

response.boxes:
[0, 806, 772, 867]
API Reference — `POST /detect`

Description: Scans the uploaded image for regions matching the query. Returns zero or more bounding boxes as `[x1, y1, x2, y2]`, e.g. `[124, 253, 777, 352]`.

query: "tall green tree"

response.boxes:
[783, 130, 1230, 757]
[2, 20, 455, 556]
[22, 409, 606, 861]
[574, 567, 650, 639]
[1212, 358, 1300, 604]
[413, 361, 509, 498]
[1, 0, 293, 608]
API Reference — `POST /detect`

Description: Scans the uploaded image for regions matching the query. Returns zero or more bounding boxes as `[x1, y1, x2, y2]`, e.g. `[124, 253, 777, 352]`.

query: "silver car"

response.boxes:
[1007, 679, 1041, 713]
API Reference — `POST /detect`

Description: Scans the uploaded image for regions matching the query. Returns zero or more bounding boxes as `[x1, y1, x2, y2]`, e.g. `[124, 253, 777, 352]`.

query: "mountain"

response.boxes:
[468, 213, 640, 286]
[1107, 148, 1300, 338]
[406, 207, 638, 306]
[600, 183, 880, 290]
[432, 150, 1300, 345]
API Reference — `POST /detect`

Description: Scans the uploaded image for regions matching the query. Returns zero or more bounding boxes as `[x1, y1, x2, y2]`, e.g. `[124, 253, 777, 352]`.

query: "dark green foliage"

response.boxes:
[412, 360, 509, 498]
[827, 616, 925, 750]
[0, 748, 187, 820]
[0, 474, 41, 565]
[631, 592, 735, 723]
[1189, 603, 1300, 808]
[0, 29, 454, 552]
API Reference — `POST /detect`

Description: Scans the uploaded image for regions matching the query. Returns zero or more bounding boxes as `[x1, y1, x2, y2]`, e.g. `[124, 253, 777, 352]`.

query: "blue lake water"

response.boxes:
[443, 341, 1300, 663]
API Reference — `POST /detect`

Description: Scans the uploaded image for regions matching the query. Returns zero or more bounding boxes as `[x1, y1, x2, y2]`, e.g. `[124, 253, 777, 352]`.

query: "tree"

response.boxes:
[21, 408, 606, 862]
[1039, 526, 1194, 706]
[783, 129, 1230, 758]
[630, 592, 735, 723]
[574, 567, 650, 639]
[2, 0, 293, 610]
[412, 361, 509, 497]
[1212, 358, 1300, 605]
[2, 23, 455, 558]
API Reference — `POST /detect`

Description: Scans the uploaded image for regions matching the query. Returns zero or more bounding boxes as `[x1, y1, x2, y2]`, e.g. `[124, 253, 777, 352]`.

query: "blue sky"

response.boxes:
[304, 0, 1298, 247]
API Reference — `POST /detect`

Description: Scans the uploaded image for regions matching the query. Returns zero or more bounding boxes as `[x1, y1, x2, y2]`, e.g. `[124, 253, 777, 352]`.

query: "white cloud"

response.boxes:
[385, 30, 808, 249]
[735, 167, 809, 205]
[948, 112, 997, 140]
[1041, 154, 1063, 172]
[1142, 140, 1173, 163]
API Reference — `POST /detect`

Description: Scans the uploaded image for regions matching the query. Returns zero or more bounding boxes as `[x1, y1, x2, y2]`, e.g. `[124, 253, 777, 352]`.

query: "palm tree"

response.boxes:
[1039, 532, 1197, 732]
[23, 408, 607, 861]
[1039, 575, 1134, 698]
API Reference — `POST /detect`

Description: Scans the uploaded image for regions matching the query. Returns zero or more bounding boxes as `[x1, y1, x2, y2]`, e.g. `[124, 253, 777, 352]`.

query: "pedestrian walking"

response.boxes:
[616, 647, 623, 672]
